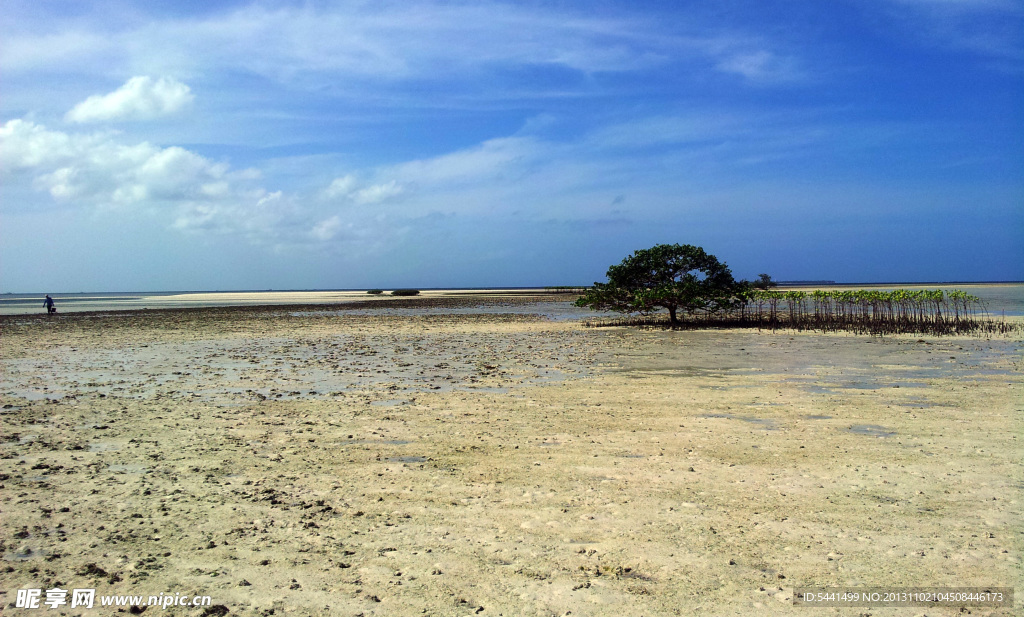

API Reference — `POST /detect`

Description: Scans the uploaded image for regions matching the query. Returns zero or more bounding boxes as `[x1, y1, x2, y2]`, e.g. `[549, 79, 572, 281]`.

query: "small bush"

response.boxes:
[391, 289, 420, 296]
[367, 289, 384, 295]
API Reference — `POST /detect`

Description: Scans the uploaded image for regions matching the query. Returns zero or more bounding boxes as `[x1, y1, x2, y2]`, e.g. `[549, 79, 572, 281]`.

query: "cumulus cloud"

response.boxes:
[0, 118, 81, 169]
[1, 118, 258, 212]
[0, 107, 866, 254]
[323, 175, 358, 199]
[323, 175, 404, 205]
[0, 117, 380, 248]
[65, 76, 194, 123]
[353, 181, 403, 204]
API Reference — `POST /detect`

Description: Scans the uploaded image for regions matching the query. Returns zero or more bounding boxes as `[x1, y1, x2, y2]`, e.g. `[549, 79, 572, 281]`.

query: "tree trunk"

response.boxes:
[668, 305, 678, 326]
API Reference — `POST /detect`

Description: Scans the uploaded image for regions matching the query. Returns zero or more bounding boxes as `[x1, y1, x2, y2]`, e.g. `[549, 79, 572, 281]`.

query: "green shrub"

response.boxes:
[367, 289, 384, 295]
[391, 289, 420, 296]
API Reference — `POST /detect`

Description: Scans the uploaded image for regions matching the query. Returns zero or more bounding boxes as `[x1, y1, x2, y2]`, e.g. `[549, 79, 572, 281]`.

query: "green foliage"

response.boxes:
[583, 287, 1007, 335]
[575, 244, 746, 324]
[753, 273, 777, 290]
[735, 288, 985, 333]
[366, 289, 384, 295]
[391, 289, 420, 296]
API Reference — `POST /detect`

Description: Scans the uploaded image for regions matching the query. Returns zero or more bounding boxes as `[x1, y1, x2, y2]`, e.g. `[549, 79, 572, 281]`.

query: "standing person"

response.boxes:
[43, 294, 55, 315]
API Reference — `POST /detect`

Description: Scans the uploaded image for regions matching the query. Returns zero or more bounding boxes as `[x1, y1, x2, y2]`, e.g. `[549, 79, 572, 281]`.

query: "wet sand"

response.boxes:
[1, 297, 1021, 616]
[0, 289, 567, 315]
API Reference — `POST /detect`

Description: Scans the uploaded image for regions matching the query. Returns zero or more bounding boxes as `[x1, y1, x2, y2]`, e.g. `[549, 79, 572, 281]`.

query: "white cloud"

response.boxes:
[0, 107, 928, 256]
[0, 30, 114, 74]
[0, 119, 80, 169]
[171, 190, 307, 246]
[2, 4, 806, 99]
[323, 174, 358, 199]
[1, 5, 662, 82]
[388, 137, 541, 186]
[323, 175, 404, 205]
[0, 117, 373, 248]
[353, 181, 403, 204]
[180, 4, 664, 79]
[65, 76, 194, 123]
[1, 118, 254, 209]
[0, 117, 402, 248]
[716, 51, 801, 83]
[310, 215, 344, 241]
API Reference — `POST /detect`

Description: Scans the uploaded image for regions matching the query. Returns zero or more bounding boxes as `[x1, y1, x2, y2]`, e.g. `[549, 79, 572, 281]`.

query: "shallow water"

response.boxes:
[848, 424, 896, 437]
[700, 412, 781, 430]
[4, 284, 1021, 315]
[387, 456, 427, 463]
[0, 291, 616, 317]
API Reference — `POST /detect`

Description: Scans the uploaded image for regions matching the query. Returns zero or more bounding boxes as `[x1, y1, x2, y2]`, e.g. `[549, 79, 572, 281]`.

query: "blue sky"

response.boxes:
[1, 0, 1021, 292]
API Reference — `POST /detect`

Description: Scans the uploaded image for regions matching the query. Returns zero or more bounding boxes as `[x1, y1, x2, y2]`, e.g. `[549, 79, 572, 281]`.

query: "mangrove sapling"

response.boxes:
[584, 288, 1012, 336]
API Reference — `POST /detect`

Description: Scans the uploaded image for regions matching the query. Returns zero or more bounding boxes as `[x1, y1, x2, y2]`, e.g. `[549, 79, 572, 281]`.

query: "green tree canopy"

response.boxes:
[575, 244, 747, 325]
[753, 273, 777, 290]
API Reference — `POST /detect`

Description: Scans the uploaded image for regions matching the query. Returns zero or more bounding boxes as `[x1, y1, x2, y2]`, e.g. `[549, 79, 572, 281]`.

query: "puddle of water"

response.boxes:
[618, 454, 645, 458]
[848, 424, 896, 438]
[89, 442, 119, 452]
[3, 547, 46, 561]
[1, 390, 57, 401]
[700, 413, 780, 429]
[387, 456, 427, 463]
[847, 381, 929, 390]
[107, 464, 148, 473]
[616, 366, 724, 378]
[805, 380, 931, 394]
[738, 417, 778, 429]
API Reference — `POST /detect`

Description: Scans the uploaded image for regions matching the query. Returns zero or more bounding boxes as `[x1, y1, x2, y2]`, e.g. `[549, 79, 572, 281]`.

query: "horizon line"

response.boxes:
[3, 280, 1024, 296]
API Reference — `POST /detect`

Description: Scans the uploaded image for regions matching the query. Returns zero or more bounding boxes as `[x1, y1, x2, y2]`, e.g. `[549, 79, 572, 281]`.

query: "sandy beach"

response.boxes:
[1, 295, 1021, 616]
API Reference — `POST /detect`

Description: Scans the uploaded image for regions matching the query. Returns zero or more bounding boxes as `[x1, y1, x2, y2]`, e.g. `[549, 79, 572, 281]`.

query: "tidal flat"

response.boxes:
[1, 296, 1021, 616]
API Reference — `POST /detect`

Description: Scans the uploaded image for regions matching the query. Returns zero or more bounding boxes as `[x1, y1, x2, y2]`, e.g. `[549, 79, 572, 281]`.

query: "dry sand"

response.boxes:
[1, 297, 1021, 616]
